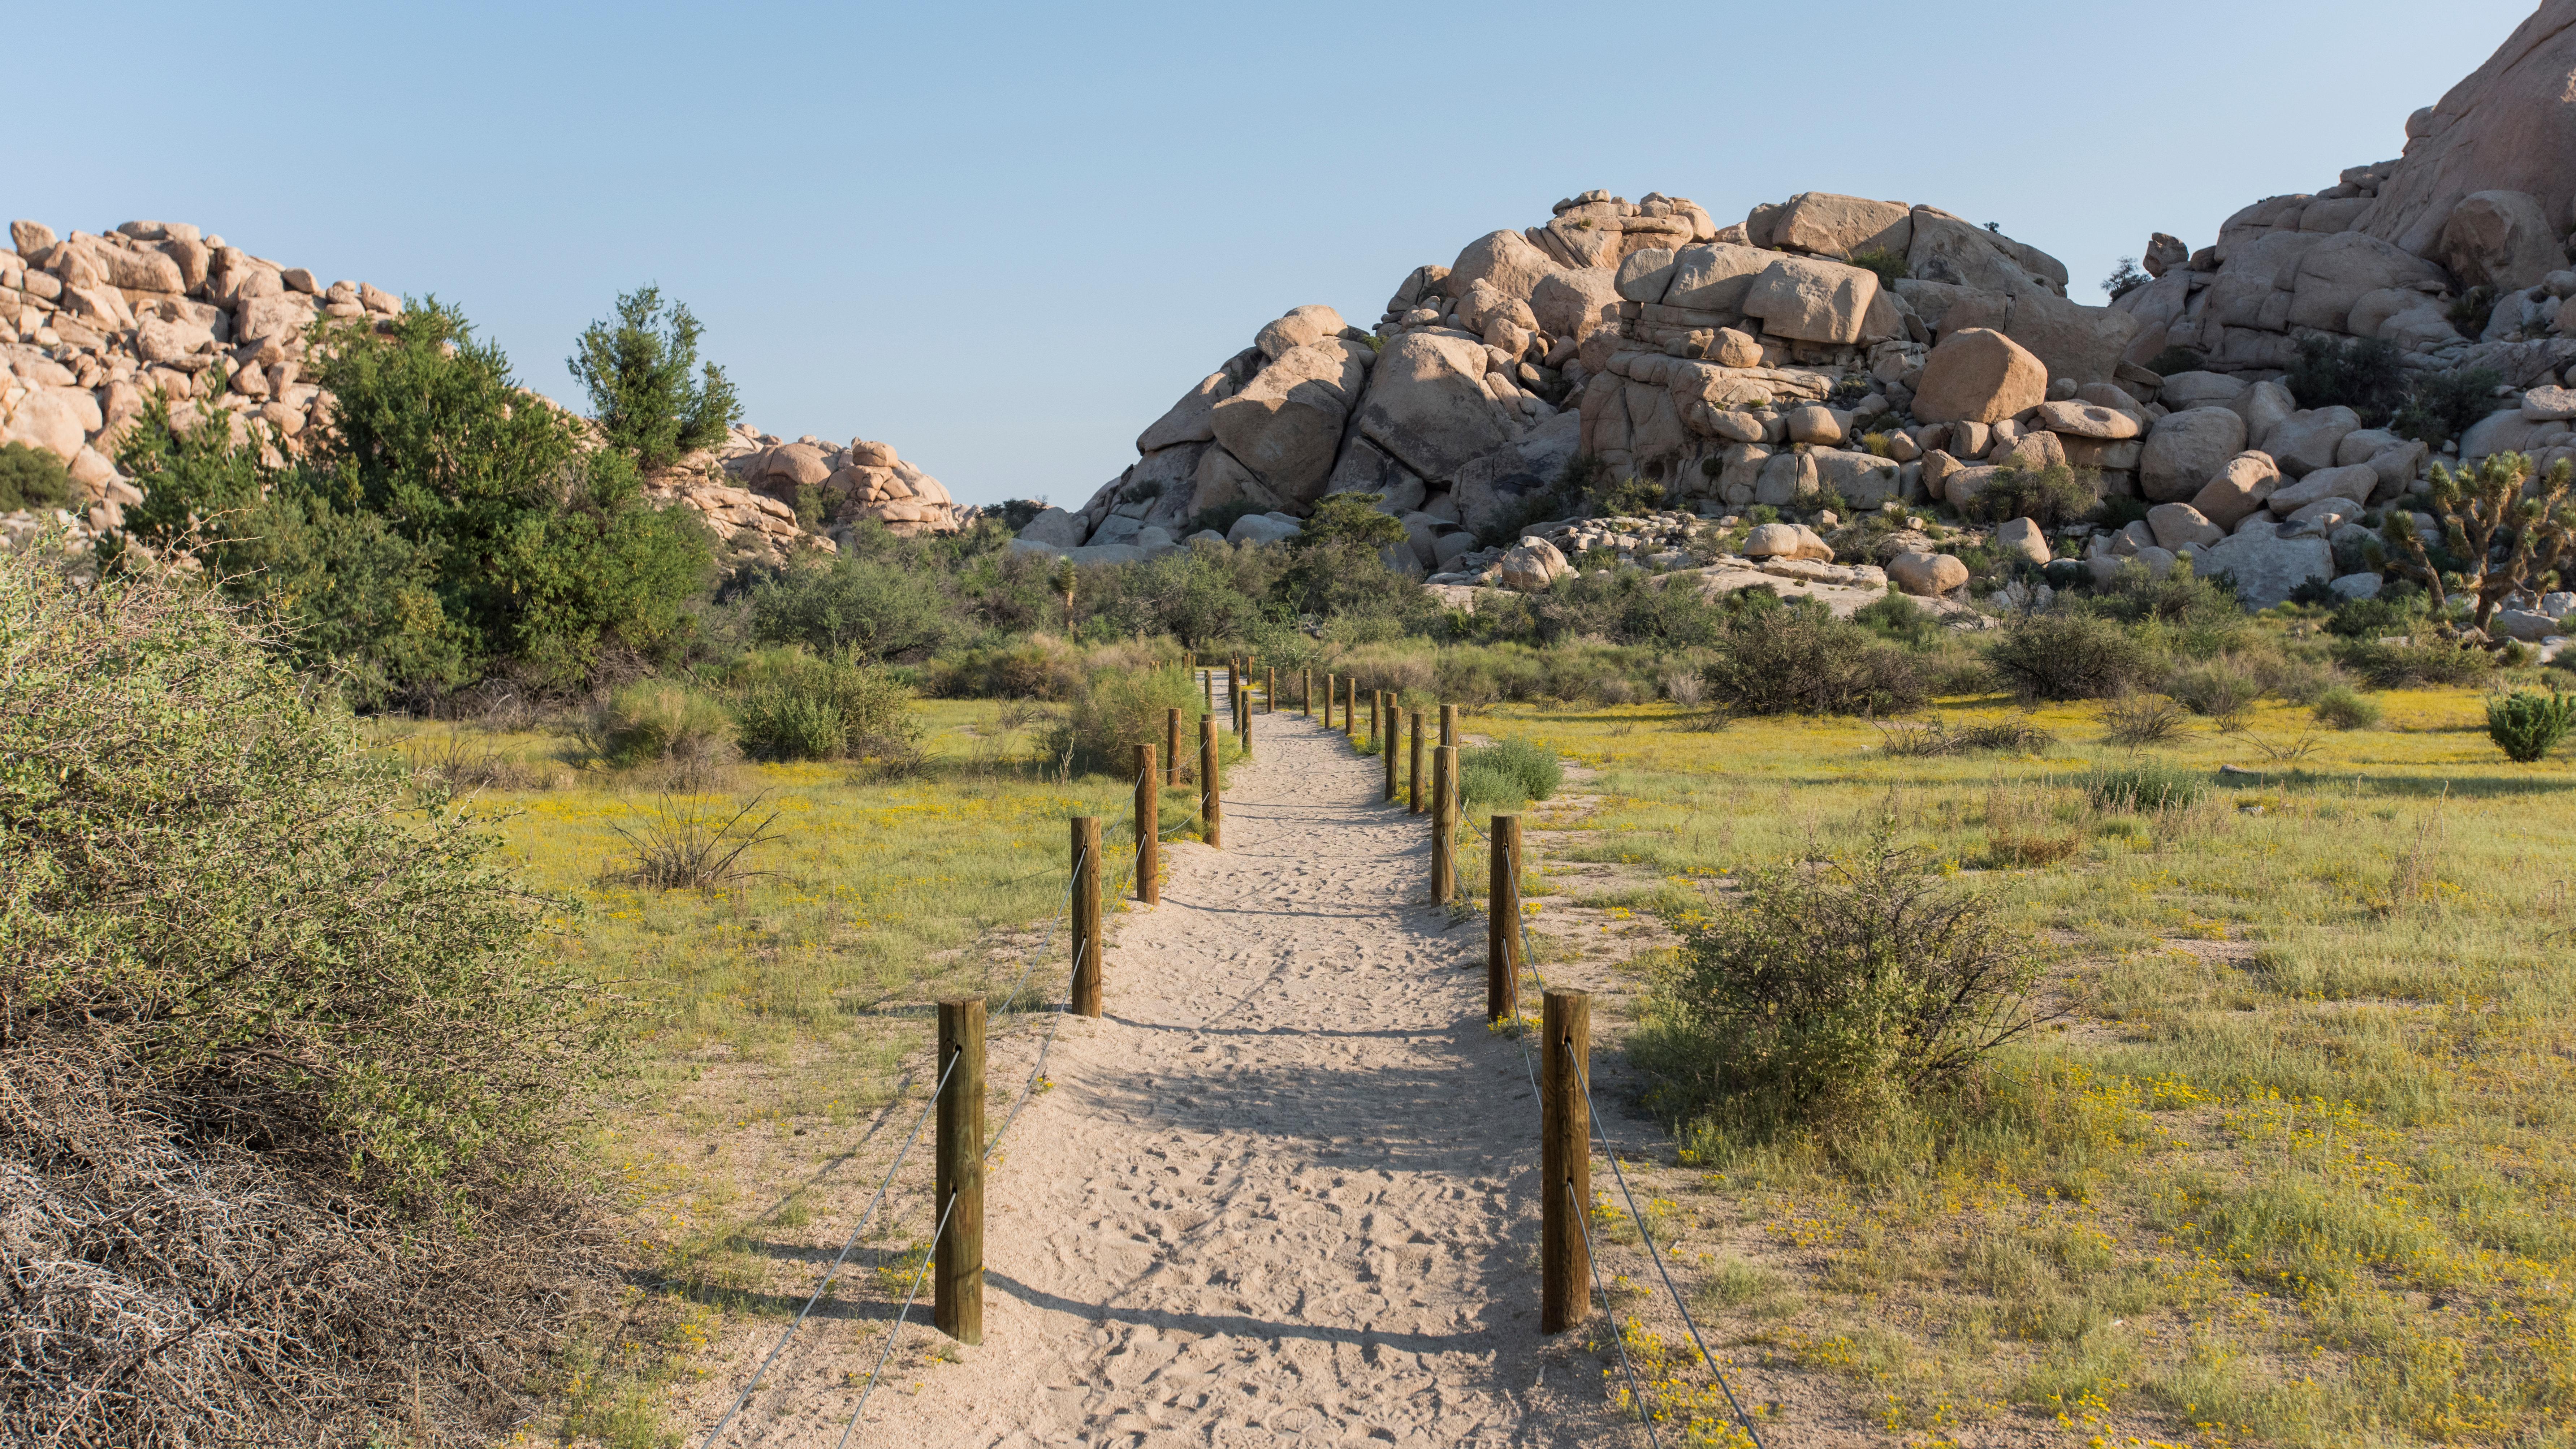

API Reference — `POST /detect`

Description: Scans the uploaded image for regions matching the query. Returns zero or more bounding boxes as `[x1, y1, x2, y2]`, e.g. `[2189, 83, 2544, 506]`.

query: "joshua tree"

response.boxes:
[2380, 450, 2576, 632]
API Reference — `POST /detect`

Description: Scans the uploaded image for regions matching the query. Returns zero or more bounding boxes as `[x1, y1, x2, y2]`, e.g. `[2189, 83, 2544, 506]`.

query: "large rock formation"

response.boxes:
[0, 217, 954, 562]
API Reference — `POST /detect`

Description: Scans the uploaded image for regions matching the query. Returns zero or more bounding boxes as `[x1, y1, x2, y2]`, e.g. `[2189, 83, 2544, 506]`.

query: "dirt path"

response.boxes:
[766, 708, 1639, 1447]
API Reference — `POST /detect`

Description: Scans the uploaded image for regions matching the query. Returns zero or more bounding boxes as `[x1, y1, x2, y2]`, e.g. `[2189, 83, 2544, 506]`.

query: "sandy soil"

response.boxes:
[695, 707, 1663, 1447]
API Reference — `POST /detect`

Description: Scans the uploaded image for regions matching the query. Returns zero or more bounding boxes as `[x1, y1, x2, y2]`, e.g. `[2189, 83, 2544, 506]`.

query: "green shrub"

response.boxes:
[1061, 663, 1203, 775]
[0, 441, 75, 512]
[1967, 463, 2101, 529]
[1458, 737, 1564, 814]
[1703, 602, 1926, 716]
[1850, 248, 1910, 289]
[2337, 638, 2495, 688]
[2284, 336, 2410, 425]
[2324, 592, 2426, 639]
[2144, 346, 2206, 377]
[731, 650, 921, 766]
[749, 553, 956, 661]
[2164, 659, 2259, 719]
[567, 285, 741, 470]
[0, 547, 622, 1440]
[1745, 504, 1782, 525]
[2393, 366, 2507, 447]
[1591, 475, 1668, 518]
[2488, 688, 2576, 762]
[1188, 500, 1261, 538]
[2310, 685, 2383, 730]
[1634, 832, 2046, 1134]
[587, 679, 736, 769]
[1987, 611, 2159, 700]
[2080, 762, 2207, 812]
[1853, 590, 1943, 648]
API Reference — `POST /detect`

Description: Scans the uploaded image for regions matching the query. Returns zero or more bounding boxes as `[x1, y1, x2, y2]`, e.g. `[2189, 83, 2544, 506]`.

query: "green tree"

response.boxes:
[568, 285, 742, 470]
[749, 553, 956, 660]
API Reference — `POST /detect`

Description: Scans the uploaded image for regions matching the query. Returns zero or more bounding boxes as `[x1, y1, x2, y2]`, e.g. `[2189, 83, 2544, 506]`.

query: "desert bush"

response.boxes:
[1853, 590, 1943, 648]
[2324, 590, 2428, 639]
[2488, 688, 2576, 762]
[730, 650, 922, 766]
[2097, 693, 2195, 747]
[568, 285, 740, 470]
[1635, 833, 2049, 1134]
[1851, 248, 1910, 289]
[585, 678, 737, 770]
[1061, 663, 1203, 775]
[2079, 762, 2207, 812]
[2337, 638, 2496, 688]
[2393, 365, 2507, 446]
[0, 547, 622, 1443]
[2285, 336, 2411, 425]
[2144, 346, 2206, 377]
[2100, 258, 2150, 301]
[1876, 718, 2053, 757]
[750, 553, 957, 662]
[1987, 610, 2159, 700]
[0, 441, 76, 512]
[2311, 685, 2384, 730]
[2163, 658, 2259, 720]
[1702, 601, 1926, 716]
[1966, 463, 2101, 529]
[613, 793, 782, 889]
[925, 636, 1084, 699]
[1459, 738, 1564, 813]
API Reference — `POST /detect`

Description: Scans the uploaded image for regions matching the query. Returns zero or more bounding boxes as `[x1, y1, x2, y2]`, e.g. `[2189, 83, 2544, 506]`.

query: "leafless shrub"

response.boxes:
[2096, 693, 2194, 748]
[613, 793, 783, 890]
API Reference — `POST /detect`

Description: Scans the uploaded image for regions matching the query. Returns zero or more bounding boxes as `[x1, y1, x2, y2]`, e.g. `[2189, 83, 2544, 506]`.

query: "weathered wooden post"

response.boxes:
[1440, 703, 1457, 748]
[1541, 988, 1590, 1334]
[1409, 710, 1426, 815]
[1200, 716, 1221, 849]
[1303, 667, 1313, 717]
[1431, 745, 1458, 904]
[1164, 706, 1181, 788]
[1370, 689, 1381, 749]
[1383, 699, 1399, 802]
[1071, 818, 1103, 1015]
[934, 997, 985, 1344]
[1202, 669, 1213, 712]
[1241, 678, 1254, 756]
[1324, 673, 1336, 730]
[1343, 676, 1356, 738]
[1489, 815, 1521, 1023]
[1267, 666, 1276, 713]
[1134, 746, 1157, 906]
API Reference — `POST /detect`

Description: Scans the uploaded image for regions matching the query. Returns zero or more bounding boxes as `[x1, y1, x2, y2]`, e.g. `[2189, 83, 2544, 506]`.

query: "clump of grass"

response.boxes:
[2488, 687, 2576, 762]
[1875, 718, 2053, 757]
[2079, 762, 2206, 812]
[2096, 693, 2193, 747]
[613, 794, 783, 890]
[2309, 685, 2383, 730]
[1459, 737, 1564, 812]
[583, 680, 737, 779]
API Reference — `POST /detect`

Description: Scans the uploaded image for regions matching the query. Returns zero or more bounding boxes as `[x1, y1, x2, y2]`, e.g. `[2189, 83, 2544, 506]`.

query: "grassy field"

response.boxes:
[1460, 691, 2576, 1448]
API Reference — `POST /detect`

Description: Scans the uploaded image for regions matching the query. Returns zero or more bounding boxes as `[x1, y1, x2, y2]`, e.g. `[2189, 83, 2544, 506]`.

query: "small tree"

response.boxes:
[2381, 450, 2576, 633]
[568, 285, 742, 471]
[2488, 688, 2576, 762]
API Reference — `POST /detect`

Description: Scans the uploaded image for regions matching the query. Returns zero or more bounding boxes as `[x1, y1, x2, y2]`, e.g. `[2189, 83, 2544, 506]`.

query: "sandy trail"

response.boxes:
[778, 705, 1633, 1447]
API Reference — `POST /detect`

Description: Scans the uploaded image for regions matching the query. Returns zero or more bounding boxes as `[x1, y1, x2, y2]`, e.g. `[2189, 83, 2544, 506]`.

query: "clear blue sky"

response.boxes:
[12, 1, 2538, 506]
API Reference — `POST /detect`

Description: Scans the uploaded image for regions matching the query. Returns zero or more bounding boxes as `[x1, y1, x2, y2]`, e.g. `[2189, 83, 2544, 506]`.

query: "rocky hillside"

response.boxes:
[0, 220, 958, 562]
[1020, 1, 2576, 626]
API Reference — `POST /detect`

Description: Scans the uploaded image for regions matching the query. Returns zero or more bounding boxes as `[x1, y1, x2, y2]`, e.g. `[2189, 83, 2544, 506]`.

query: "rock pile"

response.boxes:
[0, 216, 953, 562]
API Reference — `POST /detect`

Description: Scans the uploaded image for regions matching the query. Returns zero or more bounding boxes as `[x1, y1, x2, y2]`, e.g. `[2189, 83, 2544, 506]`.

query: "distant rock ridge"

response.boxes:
[0, 217, 955, 562]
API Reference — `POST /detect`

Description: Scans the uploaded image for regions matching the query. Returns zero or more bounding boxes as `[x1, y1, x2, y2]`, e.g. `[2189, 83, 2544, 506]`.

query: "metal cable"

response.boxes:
[1564, 1040, 1767, 1449]
[833, 1189, 961, 1448]
[697, 1047, 964, 1448]
[1569, 1176, 1660, 1449]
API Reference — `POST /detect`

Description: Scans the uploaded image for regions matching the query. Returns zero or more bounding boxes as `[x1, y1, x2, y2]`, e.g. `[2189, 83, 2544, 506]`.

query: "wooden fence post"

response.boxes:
[1303, 667, 1312, 717]
[1343, 677, 1356, 738]
[1383, 699, 1399, 802]
[1199, 717, 1221, 849]
[1267, 666, 1276, 713]
[1409, 710, 1425, 815]
[1440, 703, 1457, 748]
[1134, 746, 1157, 906]
[1202, 669, 1213, 713]
[1241, 678, 1254, 756]
[1431, 745, 1457, 904]
[1370, 690, 1381, 749]
[934, 997, 985, 1345]
[1071, 817, 1102, 1016]
[1488, 815, 1521, 1023]
[1324, 673, 1335, 730]
[1165, 707, 1181, 788]
[1541, 988, 1590, 1334]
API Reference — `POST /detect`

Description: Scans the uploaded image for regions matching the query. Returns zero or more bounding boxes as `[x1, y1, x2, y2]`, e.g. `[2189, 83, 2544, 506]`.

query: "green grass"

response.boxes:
[1461, 690, 2576, 1448]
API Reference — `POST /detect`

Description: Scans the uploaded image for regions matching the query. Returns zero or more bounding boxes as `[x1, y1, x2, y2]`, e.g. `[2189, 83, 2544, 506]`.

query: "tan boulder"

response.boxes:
[1741, 256, 1879, 345]
[1663, 243, 1778, 314]
[9, 220, 54, 254]
[1743, 522, 1834, 562]
[2147, 502, 2225, 550]
[1911, 328, 2046, 424]
[2140, 407, 2250, 502]
[1500, 537, 1570, 591]
[2034, 399, 2141, 440]
[2359, 9, 2576, 258]
[1529, 267, 1621, 340]
[1771, 193, 1913, 259]
[1255, 304, 1346, 360]
[1445, 229, 1564, 306]
[1887, 551, 1969, 596]
[2187, 453, 2281, 528]
[1210, 339, 1368, 504]
[2436, 190, 2566, 292]
[1355, 332, 1513, 482]
[1994, 517, 2051, 566]
[6, 387, 103, 462]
